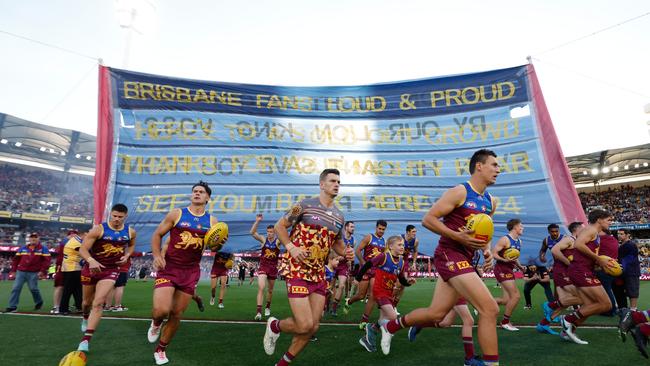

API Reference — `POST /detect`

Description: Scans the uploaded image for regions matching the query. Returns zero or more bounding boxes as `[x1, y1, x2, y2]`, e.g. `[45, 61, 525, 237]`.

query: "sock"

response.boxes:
[81, 329, 94, 342]
[632, 310, 650, 325]
[83, 312, 89, 320]
[266, 301, 271, 309]
[462, 336, 474, 359]
[256, 305, 262, 314]
[276, 351, 295, 366]
[360, 313, 369, 323]
[270, 319, 281, 334]
[332, 300, 339, 312]
[564, 310, 584, 325]
[549, 300, 562, 310]
[483, 354, 499, 365]
[155, 340, 168, 353]
[385, 315, 409, 334]
[153, 319, 163, 327]
[219, 299, 223, 304]
[501, 314, 511, 325]
[639, 324, 650, 337]
[540, 318, 550, 326]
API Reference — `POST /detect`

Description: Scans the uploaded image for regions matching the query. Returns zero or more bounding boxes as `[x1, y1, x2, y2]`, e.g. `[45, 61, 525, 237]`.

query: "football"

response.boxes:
[503, 247, 520, 260]
[59, 351, 87, 366]
[465, 213, 494, 243]
[205, 222, 229, 251]
[599, 255, 623, 276]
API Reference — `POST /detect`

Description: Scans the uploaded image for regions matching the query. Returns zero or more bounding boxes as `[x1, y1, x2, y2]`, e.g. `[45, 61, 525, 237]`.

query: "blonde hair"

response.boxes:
[386, 235, 404, 248]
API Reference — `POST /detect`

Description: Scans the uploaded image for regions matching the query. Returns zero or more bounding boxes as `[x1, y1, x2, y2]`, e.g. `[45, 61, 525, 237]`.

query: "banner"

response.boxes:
[96, 64, 585, 258]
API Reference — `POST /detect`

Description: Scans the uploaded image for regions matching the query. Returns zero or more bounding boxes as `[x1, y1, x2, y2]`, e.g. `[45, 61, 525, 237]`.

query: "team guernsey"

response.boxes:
[361, 234, 386, 280]
[402, 234, 416, 268]
[371, 252, 405, 306]
[435, 182, 493, 282]
[568, 234, 601, 287]
[545, 234, 564, 250]
[552, 235, 575, 287]
[156, 207, 211, 295]
[259, 238, 280, 279]
[284, 197, 344, 298]
[81, 223, 131, 285]
[336, 235, 355, 277]
[211, 252, 233, 278]
[494, 235, 521, 283]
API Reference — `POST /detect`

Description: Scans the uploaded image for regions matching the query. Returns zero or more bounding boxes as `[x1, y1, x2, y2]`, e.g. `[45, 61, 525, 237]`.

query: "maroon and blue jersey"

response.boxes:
[571, 234, 600, 270]
[401, 234, 416, 262]
[91, 223, 131, 268]
[362, 234, 386, 262]
[260, 238, 280, 267]
[545, 234, 564, 250]
[338, 235, 355, 268]
[166, 207, 211, 268]
[325, 265, 336, 290]
[497, 234, 522, 269]
[372, 252, 404, 297]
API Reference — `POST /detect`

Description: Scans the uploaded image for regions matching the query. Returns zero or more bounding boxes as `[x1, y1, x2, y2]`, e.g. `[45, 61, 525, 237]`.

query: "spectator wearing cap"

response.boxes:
[5, 233, 51, 312]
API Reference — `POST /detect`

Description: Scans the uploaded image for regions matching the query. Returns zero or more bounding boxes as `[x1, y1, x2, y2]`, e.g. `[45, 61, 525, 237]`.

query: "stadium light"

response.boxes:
[86, 156, 92, 160]
[40, 147, 46, 152]
[591, 168, 599, 175]
[0, 139, 7, 144]
[635, 163, 640, 168]
[582, 171, 588, 175]
[60, 151, 66, 156]
[14, 141, 22, 147]
[613, 166, 619, 172]
[602, 167, 610, 173]
[49, 148, 55, 153]
[75, 154, 81, 159]
[645, 162, 649, 167]
[624, 165, 629, 169]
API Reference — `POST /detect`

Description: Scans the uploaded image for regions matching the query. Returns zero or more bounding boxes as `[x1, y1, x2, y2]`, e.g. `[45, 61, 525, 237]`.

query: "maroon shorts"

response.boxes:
[81, 266, 119, 286]
[211, 267, 228, 278]
[155, 265, 201, 295]
[361, 267, 375, 281]
[568, 267, 601, 288]
[54, 271, 64, 287]
[375, 296, 394, 307]
[552, 266, 572, 288]
[433, 246, 475, 282]
[258, 262, 279, 280]
[455, 297, 468, 306]
[286, 277, 327, 298]
[494, 263, 516, 283]
[335, 262, 349, 277]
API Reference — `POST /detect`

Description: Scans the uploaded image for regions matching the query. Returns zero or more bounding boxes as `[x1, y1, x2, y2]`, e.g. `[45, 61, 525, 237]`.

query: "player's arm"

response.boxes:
[79, 224, 104, 272]
[411, 238, 419, 270]
[250, 214, 266, 244]
[355, 234, 371, 265]
[151, 209, 181, 271]
[491, 236, 510, 263]
[422, 185, 486, 249]
[355, 252, 382, 281]
[551, 236, 573, 266]
[275, 202, 307, 263]
[118, 227, 137, 265]
[574, 227, 612, 269]
[539, 238, 548, 263]
[539, 269, 551, 283]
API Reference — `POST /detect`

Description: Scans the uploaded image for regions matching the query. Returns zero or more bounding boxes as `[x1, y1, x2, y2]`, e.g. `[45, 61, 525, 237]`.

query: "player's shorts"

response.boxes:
[375, 296, 394, 307]
[552, 266, 572, 288]
[568, 267, 601, 288]
[493, 262, 516, 283]
[624, 274, 640, 298]
[81, 266, 120, 286]
[114, 272, 128, 287]
[258, 262, 279, 280]
[53, 271, 63, 287]
[335, 262, 349, 277]
[154, 265, 200, 296]
[361, 267, 375, 281]
[211, 267, 228, 278]
[286, 277, 327, 298]
[433, 246, 476, 282]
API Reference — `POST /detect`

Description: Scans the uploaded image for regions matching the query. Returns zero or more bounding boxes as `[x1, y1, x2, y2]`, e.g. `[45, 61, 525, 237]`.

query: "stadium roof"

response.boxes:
[567, 143, 650, 186]
[0, 113, 95, 174]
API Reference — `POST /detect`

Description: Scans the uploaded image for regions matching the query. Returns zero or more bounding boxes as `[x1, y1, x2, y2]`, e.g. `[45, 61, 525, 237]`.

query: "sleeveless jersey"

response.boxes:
[166, 207, 211, 268]
[571, 234, 600, 270]
[260, 238, 280, 266]
[325, 265, 336, 290]
[545, 234, 564, 250]
[497, 234, 521, 269]
[438, 182, 493, 259]
[402, 234, 416, 262]
[373, 252, 404, 292]
[338, 235, 355, 266]
[363, 234, 386, 262]
[92, 223, 131, 268]
[552, 235, 575, 272]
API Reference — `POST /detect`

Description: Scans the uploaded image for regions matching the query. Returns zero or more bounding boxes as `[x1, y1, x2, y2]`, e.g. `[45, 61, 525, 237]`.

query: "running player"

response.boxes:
[539, 223, 563, 265]
[492, 218, 525, 331]
[345, 220, 387, 326]
[379, 149, 501, 365]
[250, 214, 280, 320]
[331, 221, 355, 316]
[536, 221, 584, 336]
[262, 168, 353, 366]
[210, 251, 234, 308]
[393, 225, 419, 309]
[357, 235, 415, 353]
[77, 204, 136, 353]
[147, 181, 225, 365]
[560, 209, 617, 345]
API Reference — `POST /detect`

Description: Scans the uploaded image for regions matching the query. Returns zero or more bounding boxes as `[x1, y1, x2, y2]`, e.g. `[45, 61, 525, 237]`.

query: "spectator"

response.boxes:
[615, 229, 640, 311]
[4, 233, 51, 312]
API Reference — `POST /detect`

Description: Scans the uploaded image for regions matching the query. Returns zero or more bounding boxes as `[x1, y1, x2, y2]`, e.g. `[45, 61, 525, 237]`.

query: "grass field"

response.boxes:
[0, 278, 646, 365]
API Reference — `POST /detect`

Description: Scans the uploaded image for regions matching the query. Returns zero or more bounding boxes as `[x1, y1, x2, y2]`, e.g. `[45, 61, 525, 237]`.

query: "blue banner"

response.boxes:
[102, 65, 577, 261]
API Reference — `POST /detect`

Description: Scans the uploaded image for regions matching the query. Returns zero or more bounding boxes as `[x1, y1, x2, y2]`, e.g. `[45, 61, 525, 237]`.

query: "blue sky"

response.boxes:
[1, 0, 648, 156]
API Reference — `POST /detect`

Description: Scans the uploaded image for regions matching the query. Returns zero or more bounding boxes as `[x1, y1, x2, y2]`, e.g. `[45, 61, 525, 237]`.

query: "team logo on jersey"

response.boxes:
[311, 215, 321, 221]
[466, 202, 477, 209]
[289, 204, 302, 217]
[481, 205, 487, 212]
[179, 222, 191, 227]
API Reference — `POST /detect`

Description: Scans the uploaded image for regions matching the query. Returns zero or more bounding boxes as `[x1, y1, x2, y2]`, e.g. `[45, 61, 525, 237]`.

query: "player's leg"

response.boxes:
[347, 279, 368, 305]
[455, 305, 478, 364]
[332, 274, 347, 315]
[264, 295, 313, 357]
[210, 275, 217, 305]
[393, 283, 405, 309]
[52, 281, 63, 313]
[149, 286, 175, 343]
[360, 278, 377, 325]
[493, 280, 510, 306]
[561, 285, 610, 344]
[154, 289, 192, 365]
[78, 279, 115, 351]
[256, 274, 268, 319]
[550, 286, 581, 319]
[377, 303, 399, 354]
[265, 278, 276, 315]
[499, 279, 520, 331]
[218, 275, 227, 308]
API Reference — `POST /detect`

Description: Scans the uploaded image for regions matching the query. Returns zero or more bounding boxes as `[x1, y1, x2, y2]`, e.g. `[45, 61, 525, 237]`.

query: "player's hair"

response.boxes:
[568, 221, 583, 234]
[319, 168, 340, 182]
[111, 203, 128, 213]
[547, 223, 560, 231]
[506, 218, 521, 231]
[386, 235, 404, 248]
[406, 224, 416, 232]
[469, 149, 497, 174]
[588, 209, 611, 224]
[345, 221, 355, 227]
[192, 181, 212, 196]
[376, 219, 388, 228]
[617, 228, 632, 237]
[266, 225, 274, 230]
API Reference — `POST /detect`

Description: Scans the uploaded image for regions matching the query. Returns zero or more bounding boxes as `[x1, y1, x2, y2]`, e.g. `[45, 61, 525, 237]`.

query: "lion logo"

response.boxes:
[96, 243, 124, 257]
[175, 231, 204, 250]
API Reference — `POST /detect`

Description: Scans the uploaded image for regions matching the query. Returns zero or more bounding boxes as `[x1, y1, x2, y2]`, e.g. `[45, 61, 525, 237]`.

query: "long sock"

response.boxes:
[639, 324, 650, 337]
[83, 312, 89, 320]
[632, 310, 650, 325]
[332, 300, 339, 312]
[81, 329, 94, 342]
[483, 354, 499, 365]
[360, 313, 369, 323]
[153, 318, 163, 327]
[276, 351, 294, 366]
[462, 336, 474, 360]
[155, 340, 168, 353]
[540, 318, 550, 326]
[218, 298, 223, 304]
[564, 310, 584, 325]
[256, 305, 262, 314]
[270, 319, 281, 334]
[211, 288, 216, 298]
[501, 314, 511, 325]
[385, 315, 409, 334]
[266, 301, 271, 309]
[548, 300, 562, 310]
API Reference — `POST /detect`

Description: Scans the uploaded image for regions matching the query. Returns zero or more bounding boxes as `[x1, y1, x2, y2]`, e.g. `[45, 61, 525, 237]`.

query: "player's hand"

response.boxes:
[344, 246, 354, 261]
[597, 256, 616, 270]
[481, 260, 493, 273]
[255, 214, 263, 222]
[153, 255, 166, 271]
[288, 246, 308, 263]
[88, 258, 105, 273]
[454, 229, 487, 250]
[482, 248, 493, 262]
[116, 254, 130, 265]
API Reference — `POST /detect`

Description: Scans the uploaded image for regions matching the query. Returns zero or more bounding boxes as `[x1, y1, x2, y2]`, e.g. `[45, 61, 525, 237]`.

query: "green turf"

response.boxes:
[0, 279, 647, 365]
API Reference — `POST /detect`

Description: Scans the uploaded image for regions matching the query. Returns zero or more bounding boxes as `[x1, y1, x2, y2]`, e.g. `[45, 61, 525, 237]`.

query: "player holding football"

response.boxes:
[210, 251, 234, 308]
[492, 218, 525, 331]
[379, 149, 501, 366]
[262, 169, 353, 366]
[250, 214, 280, 320]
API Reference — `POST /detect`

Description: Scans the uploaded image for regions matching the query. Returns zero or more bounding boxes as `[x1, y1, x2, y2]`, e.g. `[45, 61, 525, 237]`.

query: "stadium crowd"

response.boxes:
[580, 185, 650, 223]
